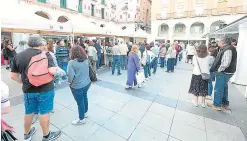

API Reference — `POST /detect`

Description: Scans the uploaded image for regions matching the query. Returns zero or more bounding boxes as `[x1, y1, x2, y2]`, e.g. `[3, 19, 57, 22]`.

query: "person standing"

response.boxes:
[207, 45, 217, 100]
[208, 37, 237, 111]
[144, 45, 154, 79]
[186, 43, 195, 64]
[188, 45, 210, 107]
[151, 43, 160, 74]
[126, 45, 141, 89]
[93, 40, 102, 69]
[5, 40, 17, 69]
[112, 42, 121, 75]
[55, 40, 69, 80]
[119, 41, 129, 70]
[87, 41, 98, 73]
[10, 34, 61, 141]
[174, 42, 180, 66]
[166, 44, 176, 73]
[159, 44, 167, 68]
[67, 46, 91, 125]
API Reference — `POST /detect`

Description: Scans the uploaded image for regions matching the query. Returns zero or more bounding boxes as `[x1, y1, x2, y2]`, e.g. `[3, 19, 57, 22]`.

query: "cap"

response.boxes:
[28, 34, 43, 47]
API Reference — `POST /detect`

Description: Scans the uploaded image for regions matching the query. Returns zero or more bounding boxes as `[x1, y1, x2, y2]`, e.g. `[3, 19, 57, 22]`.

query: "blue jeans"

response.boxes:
[97, 54, 101, 69]
[121, 55, 127, 70]
[112, 55, 121, 74]
[175, 54, 178, 66]
[144, 63, 151, 78]
[208, 73, 215, 96]
[160, 57, 165, 68]
[57, 61, 68, 80]
[152, 57, 158, 74]
[167, 58, 175, 72]
[24, 89, 55, 115]
[213, 73, 232, 107]
[70, 83, 91, 120]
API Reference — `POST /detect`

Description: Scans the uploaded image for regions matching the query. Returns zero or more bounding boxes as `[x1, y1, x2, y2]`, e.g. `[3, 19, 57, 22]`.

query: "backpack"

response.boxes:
[27, 51, 54, 87]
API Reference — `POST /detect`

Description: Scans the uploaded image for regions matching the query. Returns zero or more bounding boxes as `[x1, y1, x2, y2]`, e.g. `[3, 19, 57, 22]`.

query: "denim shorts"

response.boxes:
[24, 89, 55, 115]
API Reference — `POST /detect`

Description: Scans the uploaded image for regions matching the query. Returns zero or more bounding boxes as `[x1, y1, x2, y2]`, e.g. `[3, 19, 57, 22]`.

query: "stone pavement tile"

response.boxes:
[148, 103, 175, 119]
[128, 124, 169, 141]
[62, 120, 101, 141]
[231, 108, 247, 129]
[168, 136, 181, 141]
[87, 127, 127, 141]
[159, 86, 180, 100]
[103, 114, 138, 139]
[174, 110, 205, 130]
[2, 104, 24, 123]
[140, 112, 172, 134]
[87, 105, 115, 125]
[54, 87, 76, 107]
[242, 128, 247, 141]
[205, 118, 246, 141]
[154, 95, 177, 108]
[97, 97, 126, 112]
[170, 121, 207, 141]
[176, 100, 204, 116]
[203, 107, 238, 126]
[178, 92, 194, 103]
[50, 108, 78, 129]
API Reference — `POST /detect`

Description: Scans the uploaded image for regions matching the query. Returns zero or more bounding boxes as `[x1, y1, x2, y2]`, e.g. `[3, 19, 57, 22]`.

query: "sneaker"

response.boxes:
[206, 96, 212, 100]
[201, 103, 206, 108]
[32, 114, 39, 124]
[72, 119, 86, 125]
[117, 73, 122, 76]
[24, 127, 36, 141]
[85, 112, 88, 118]
[125, 85, 132, 90]
[192, 100, 199, 107]
[42, 131, 62, 141]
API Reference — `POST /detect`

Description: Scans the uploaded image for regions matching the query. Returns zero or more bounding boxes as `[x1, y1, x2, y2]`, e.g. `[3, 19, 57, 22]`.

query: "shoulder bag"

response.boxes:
[195, 56, 210, 80]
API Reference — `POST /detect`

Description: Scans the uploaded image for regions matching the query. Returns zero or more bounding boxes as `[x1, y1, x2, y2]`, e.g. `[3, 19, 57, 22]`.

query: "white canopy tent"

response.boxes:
[0, 0, 72, 35]
[134, 30, 148, 38]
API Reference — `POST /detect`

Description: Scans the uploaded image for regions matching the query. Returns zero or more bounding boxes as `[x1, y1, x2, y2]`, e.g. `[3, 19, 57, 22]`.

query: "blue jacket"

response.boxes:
[56, 46, 69, 63]
[94, 43, 102, 56]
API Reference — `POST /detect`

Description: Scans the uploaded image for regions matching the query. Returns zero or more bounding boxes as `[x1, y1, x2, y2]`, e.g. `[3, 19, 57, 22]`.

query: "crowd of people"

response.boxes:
[0, 33, 238, 141]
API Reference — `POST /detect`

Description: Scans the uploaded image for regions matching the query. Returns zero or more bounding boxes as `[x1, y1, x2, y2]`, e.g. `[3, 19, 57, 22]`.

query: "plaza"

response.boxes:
[2, 63, 247, 141]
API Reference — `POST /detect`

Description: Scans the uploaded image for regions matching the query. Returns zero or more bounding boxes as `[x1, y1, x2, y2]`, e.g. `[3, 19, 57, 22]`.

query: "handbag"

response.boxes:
[89, 64, 97, 82]
[1, 130, 18, 141]
[195, 56, 210, 80]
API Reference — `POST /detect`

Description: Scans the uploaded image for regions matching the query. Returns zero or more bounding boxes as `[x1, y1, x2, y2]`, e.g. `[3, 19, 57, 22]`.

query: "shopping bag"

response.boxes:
[1, 130, 18, 141]
[136, 71, 145, 85]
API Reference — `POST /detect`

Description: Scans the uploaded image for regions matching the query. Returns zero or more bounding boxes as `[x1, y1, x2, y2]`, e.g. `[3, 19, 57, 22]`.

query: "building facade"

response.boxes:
[151, 0, 247, 42]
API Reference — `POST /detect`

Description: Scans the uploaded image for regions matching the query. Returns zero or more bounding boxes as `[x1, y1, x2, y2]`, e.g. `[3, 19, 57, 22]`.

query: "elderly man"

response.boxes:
[208, 37, 237, 111]
[119, 41, 128, 70]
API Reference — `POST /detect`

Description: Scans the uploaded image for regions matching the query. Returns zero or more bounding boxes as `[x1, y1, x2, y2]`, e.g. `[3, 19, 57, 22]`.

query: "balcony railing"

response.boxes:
[156, 6, 247, 20]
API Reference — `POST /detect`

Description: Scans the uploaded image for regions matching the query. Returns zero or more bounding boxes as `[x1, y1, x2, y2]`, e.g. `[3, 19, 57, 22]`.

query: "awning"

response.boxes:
[203, 15, 247, 38]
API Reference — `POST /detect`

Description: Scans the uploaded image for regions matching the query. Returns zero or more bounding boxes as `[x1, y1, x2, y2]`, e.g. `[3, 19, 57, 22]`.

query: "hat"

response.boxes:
[28, 34, 43, 47]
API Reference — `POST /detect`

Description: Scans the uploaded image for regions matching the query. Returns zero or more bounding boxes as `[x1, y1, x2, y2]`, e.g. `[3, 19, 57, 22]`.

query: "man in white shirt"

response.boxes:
[151, 44, 160, 74]
[119, 41, 128, 70]
[111, 42, 121, 75]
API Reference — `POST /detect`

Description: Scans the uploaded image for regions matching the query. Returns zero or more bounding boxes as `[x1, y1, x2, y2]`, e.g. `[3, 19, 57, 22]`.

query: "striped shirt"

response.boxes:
[218, 50, 232, 72]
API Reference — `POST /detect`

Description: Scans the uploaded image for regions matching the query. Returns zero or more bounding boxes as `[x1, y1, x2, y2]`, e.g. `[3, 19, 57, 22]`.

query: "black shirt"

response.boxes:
[11, 48, 55, 93]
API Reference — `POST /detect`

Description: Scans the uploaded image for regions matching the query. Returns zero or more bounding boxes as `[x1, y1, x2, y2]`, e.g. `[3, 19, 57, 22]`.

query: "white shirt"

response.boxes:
[119, 44, 128, 55]
[192, 56, 210, 75]
[87, 46, 97, 57]
[186, 45, 195, 55]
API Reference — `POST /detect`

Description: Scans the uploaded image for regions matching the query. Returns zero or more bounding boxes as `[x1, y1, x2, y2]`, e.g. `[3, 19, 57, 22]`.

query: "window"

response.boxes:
[91, 4, 95, 16]
[88, 6, 90, 10]
[38, 0, 46, 3]
[128, 14, 130, 18]
[78, 0, 82, 13]
[60, 0, 67, 8]
[101, 0, 105, 5]
[176, 2, 185, 17]
[106, 12, 107, 16]
[84, 4, 86, 9]
[120, 15, 122, 19]
[101, 8, 105, 19]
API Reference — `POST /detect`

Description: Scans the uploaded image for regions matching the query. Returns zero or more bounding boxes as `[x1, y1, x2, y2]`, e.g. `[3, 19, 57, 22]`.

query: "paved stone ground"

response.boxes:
[1, 62, 247, 141]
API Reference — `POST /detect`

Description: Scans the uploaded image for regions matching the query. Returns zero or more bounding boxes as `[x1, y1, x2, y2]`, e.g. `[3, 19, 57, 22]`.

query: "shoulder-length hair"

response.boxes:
[71, 45, 87, 62]
[196, 44, 208, 58]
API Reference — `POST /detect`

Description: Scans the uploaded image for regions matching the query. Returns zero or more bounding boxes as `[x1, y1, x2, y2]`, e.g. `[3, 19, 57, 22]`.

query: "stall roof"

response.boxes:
[203, 15, 247, 38]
